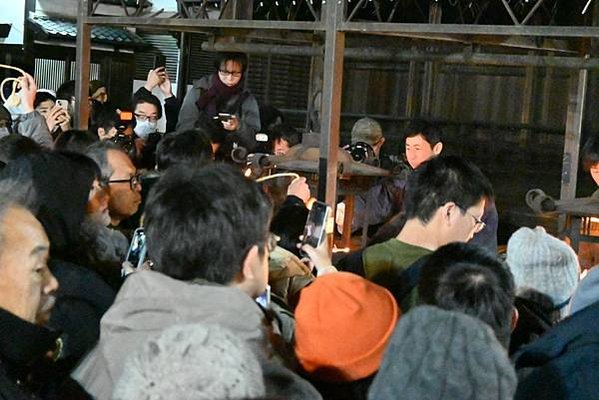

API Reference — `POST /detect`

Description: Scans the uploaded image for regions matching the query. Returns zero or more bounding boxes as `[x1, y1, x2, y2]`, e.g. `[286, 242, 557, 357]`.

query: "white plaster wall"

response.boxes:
[0, 0, 26, 45]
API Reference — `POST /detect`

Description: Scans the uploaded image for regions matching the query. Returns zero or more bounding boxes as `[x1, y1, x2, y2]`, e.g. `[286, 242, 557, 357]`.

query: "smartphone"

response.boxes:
[255, 133, 269, 142]
[301, 201, 331, 248]
[56, 99, 69, 111]
[126, 227, 147, 270]
[212, 112, 233, 122]
[153, 54, 167, 70]
[255, 285, 271, 308]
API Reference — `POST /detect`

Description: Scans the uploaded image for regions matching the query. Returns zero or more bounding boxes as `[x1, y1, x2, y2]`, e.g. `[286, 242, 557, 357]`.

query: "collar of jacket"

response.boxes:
[0, 308, 60, 370]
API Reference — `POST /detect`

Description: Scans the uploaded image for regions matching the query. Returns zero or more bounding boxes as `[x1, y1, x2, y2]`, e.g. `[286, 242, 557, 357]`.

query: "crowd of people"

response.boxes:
[0, 51, 598, 400]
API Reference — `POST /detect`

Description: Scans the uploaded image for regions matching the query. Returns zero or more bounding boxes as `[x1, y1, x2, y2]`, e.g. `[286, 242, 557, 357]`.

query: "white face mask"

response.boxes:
[0, 127, 9, 138]
[3, 93, 28, 117]
[134, 120, 157, 140]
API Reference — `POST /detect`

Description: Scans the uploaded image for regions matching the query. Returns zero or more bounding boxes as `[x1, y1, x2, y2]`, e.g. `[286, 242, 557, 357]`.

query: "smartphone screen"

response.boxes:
[126, 227, 147, 270]
[302, 201, 331, 248]
[219, 113, 232, 121]
[255, 285, 271, 308]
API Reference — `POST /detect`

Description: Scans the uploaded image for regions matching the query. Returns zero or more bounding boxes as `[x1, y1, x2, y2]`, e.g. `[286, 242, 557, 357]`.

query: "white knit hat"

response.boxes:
[506, 226, 580, 307]
[113, 323, 265, 400]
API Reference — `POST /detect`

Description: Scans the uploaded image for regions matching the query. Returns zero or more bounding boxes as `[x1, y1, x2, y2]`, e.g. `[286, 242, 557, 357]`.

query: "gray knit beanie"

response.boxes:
[369, 306, 516, 400]
[506, 226, 579, 307]
[112, 323, 265, 400]
[351, 117, 383, 146]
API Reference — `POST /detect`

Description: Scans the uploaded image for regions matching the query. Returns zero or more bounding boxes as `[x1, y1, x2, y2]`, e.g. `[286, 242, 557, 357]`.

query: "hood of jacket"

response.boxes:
[73, 270, 267, 400]
[513, 300, 599, 400]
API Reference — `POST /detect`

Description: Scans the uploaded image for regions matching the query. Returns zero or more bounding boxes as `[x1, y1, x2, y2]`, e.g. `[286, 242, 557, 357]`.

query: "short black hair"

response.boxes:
[155, 130, 213, 171]
[582, 135, 599, 171]
[92, 106, 120, 135]
[270, 124, 302, 148]
[418, 242, 515, 348]
[405, 155, 493, 223]
[54, 130, 99, 153]
[213, 52, 248, 74]
[0, 134, 42, 165]
[34, 91, 56, 109]
[132, 92, 162, 120]
[145, 163, 272, 283]
[404, 120, 443, 147]
[56, 80, 75, 101]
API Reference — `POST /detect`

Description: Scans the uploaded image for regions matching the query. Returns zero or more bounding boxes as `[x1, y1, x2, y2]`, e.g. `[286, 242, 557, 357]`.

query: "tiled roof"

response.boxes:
[29, 15, 146, 47]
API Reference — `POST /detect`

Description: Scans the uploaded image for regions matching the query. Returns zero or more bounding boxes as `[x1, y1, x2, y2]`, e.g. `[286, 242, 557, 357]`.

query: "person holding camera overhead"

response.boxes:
[176, 52, 261, 155]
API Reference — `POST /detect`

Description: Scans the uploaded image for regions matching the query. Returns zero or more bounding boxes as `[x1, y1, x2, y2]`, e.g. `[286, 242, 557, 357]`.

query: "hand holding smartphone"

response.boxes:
[124, 227, 147, 273]
[213, 113, 233, 122]
[302, 201, 331, 248]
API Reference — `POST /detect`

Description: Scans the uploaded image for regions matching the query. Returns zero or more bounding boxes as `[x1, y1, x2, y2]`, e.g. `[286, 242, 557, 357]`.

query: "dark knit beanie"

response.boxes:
[369, 305, 517, 400]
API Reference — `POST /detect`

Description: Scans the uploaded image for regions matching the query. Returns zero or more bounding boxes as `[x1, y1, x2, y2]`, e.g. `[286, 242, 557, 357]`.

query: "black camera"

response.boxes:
[345, 141, 379, 166]
[111, 110, 135, 155]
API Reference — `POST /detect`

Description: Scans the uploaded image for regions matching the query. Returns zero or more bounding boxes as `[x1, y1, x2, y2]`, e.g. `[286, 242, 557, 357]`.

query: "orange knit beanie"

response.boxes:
[294, 272, 400, 382]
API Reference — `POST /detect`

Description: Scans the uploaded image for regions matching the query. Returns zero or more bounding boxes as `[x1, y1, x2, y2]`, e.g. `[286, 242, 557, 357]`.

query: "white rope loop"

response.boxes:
[0, 64, 27, 105]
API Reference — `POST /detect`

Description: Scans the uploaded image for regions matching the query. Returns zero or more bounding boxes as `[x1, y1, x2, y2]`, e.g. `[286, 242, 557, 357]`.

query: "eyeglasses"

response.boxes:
[109, 174, 142, 190]
[134, 113, 158, 123]
[218, 69, 242, 78]
[266, 233, 280, 253]
[455, 204, 486, 233]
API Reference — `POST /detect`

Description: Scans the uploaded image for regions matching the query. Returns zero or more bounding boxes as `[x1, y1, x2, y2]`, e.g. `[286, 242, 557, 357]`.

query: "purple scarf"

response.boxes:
[195, 73, 244, 118]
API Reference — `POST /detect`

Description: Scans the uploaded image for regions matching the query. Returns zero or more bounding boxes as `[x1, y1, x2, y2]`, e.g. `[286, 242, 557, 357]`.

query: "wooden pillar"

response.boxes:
[317, 0, 345, 207]
[558, 68, 588, 232]
[176, 32, 191, 101]
[75, 0, 92, 129]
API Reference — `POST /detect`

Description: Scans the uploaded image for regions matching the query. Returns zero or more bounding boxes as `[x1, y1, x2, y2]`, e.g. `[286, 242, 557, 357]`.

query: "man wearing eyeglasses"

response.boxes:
[105, 146, 142, 227]
[176, 52, 261, 154]
[73, 164, 321, 400]
[359, 155, 493, 285]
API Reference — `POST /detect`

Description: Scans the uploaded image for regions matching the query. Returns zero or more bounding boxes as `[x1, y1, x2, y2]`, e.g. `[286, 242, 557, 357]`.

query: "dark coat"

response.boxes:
[176, 75, 261, 151]
[0, 308, 90, 400]
[513, 300, 599, 400]
[48, 260, 116, 372]
[4, 153, 117, 371]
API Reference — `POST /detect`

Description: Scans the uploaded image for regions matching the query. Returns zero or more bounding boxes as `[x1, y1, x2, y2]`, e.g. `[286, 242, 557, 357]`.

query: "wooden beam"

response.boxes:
[83, 16, 324, 31]
[342, 22, 599, 38]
